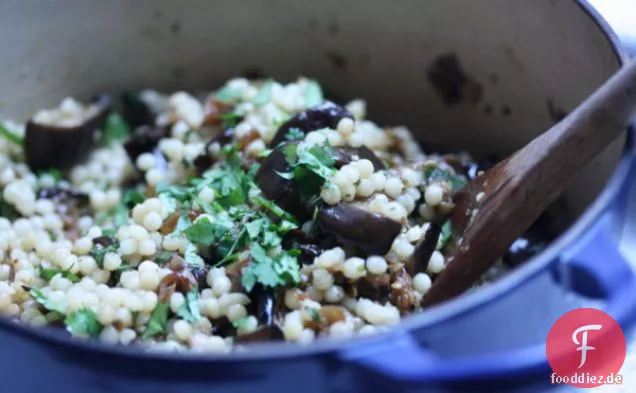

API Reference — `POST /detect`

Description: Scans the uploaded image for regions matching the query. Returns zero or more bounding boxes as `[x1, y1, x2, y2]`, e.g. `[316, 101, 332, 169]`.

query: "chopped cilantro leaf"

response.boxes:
[176, 288, 202, 324]
[424, 166, 467, 192]
[218, 112, 241, 128]
[102, 113, 131, 145]
[242, 244, 300, 292]
[38, 265, 80, 283]
[307, 307, 321, 322]
[89, 240, 119, 268]
[155, 182, 191, 202]
[184, 217, 216, 245]
[256, 149, 272, 158]
[285, 128, 305, 141]
[245, 218, 266, 239]
[304, 80, 324, 107]
[158, 193, 178, 214]
[232, 316, 251, 329]
[215, 85, 243, 103]
[439, 220, 453, 249]
[155, 251, 174, 265]
[65, 309, 103, 337]
[252, 79, 274, 106]
[142, 302, 169, 340]
[29, 288, 65, 314]
[113, 204, 130, 227]
[37, 169, 64, 182]
[122, 189, 145, 207]
[0, 123, 23, 146]
[184, 243, 205, 268]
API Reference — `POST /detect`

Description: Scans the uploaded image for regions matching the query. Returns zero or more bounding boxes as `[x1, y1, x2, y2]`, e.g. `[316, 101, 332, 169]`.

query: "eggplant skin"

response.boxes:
[269, 101, 353, 147]
[24, 94, 111, 171]
[255, 140, 311, 220]
[317, 204, 402, 255]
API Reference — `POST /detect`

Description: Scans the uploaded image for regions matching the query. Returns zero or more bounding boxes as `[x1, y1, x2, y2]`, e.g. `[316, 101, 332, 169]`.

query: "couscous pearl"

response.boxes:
[356, 159, 374, 178]
[212, 276, 232, 297]
[119, 329, 137, 345]
[384, 177, 404, 199]
[342, 166, 360, 184]
[142, 212, 163, 232]
[103, 252, 122, 271]
[413, 273, 432, 294]
[119, 239, 137, 256]
[337, 118, 355, 136]
[424, 184, 444, 206]
[170, 292, 185, 313]
[358, 325, 377, 336]
[366, 256, 388, 275]
[369, 172, 386, 192]
[305, 285, 324, 302]
[120, 271, 141, 290]
[115, 307, 133, 327]
[174, 320, 193, 342]
[78, 256, 98, 275]
[343, 257, 366, 279]
[138, 239, 157, 256]
[100, 326, 120, 344]
[406, 226, 424, 243]
[283, 311, 303, 341]
[226, 304, 248, 322]
[340, 183, 356, 202]
[393, 237, 415, 259]
[330, 320, 354, 338]
[136, 153, 156, 171]
[312, 269, 334, 291]
[356, 179, 375, 198]
[315, 247, 345, 270]
[236, 316, 259, 336]
[73, 237, 93, 255]
[284, 289, 302, 310]
[324, 285, 345, 303]
[418, 203, 435, 221]
[145, 169, 164, 187]
[298, 328, 315, 345]
[320, 183, 341, 205]
[201, 298, 221, 319]
[427, 251, 446, 274]
[197, 187, 215, 204]
[332, 171, 349, 189]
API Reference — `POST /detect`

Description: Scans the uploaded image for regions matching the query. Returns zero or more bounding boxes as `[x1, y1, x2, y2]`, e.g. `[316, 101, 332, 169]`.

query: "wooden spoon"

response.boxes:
[420, 60, 636, 308]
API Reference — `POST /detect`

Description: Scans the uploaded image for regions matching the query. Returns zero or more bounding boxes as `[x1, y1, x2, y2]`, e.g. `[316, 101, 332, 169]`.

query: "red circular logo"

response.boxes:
[546, 308, 626, 388]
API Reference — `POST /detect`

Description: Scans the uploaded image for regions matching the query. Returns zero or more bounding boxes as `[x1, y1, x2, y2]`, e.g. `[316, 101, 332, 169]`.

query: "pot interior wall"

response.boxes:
[0, 0, 625, 228]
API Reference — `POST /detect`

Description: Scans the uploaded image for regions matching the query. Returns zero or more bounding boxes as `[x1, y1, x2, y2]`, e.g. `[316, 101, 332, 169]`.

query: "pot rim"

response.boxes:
[0, 0, 632, 365]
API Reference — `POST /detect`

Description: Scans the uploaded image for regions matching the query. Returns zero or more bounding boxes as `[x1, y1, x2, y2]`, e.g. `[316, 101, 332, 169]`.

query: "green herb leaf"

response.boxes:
[142, 302, 169, 340]
[102, 113, 131, 145]
[122, 189, 145, 207]
[215, 85, 243, 103]
[89, 240, 119, 268]
[285, 128, 304, 141]
[232, 316, 251, 329]
[184, 243, 205, 268]
[424, 166, 467, 192]
[252, 79, 274, 106]
[155, 251, 174, 265]
[38, 265, 80, 283]
[0, 123, 23, 146]
[440, 220, 452, 249]
[242, 244, 300, 292]
[155, 182, 191, 202]
[176, 288, 202, 324]
[29, 288, 65, 314]
[245, 218, 266, 239]
[37, 169, 64, 182]
[113, 204, 130, 227]
[304, 80, 324, 107]
[158, 193, 178, 215]
[65, 309, 103, 337]
[218, 112, 241, 128]
[184, 217, 216, 246]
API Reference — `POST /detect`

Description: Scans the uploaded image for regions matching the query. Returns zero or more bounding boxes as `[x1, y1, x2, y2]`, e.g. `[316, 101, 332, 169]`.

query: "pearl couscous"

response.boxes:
[0, 77, 543, 353]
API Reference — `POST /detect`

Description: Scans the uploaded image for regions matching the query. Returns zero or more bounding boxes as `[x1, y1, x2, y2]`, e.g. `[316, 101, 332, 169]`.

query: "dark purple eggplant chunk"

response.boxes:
[356, 273, 391, 303]
[269, 101, 354, 146]
[317, 204, 402, 255]
[121, 92, 156, 129]
[408, 222, 442, 276]
[235, 325, 284, 344]
[256, 141, 311, 220]
[92, 235, 117, 248]
[37, 187, 89, 207]
[123, 125, 169, 164]
[248, 284, 276, 326]
[332, 145, 386, 171]
[193, 128, 236, 174]
[25, 94, 112, 171]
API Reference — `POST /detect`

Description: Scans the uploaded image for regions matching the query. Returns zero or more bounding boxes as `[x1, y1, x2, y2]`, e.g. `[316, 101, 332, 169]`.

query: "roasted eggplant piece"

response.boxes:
[256, 141, 310, 220]
[317, 204, 402, 255]
[270, 101, 353, 146]
[25, 94, 111, 171]
[355, 273, 391, 303]
[249, 284, 277, 326]
[234, 325, 284, 344]
[122, 92, 156, 129]
[332, 145, 386, 171]
[408, 221, 442, 276]
[123, 125, 169, 165]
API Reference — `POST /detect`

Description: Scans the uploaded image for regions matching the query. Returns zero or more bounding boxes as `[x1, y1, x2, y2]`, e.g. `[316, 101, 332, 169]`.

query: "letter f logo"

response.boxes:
[572, 324, 602, 368]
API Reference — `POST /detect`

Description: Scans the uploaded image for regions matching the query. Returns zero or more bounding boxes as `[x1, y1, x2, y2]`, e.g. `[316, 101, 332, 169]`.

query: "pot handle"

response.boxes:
[340, 211, 636, 383]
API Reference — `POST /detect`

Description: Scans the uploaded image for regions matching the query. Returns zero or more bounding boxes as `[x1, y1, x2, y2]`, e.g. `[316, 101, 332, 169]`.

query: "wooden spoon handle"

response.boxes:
[421, 60, 636, 308]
